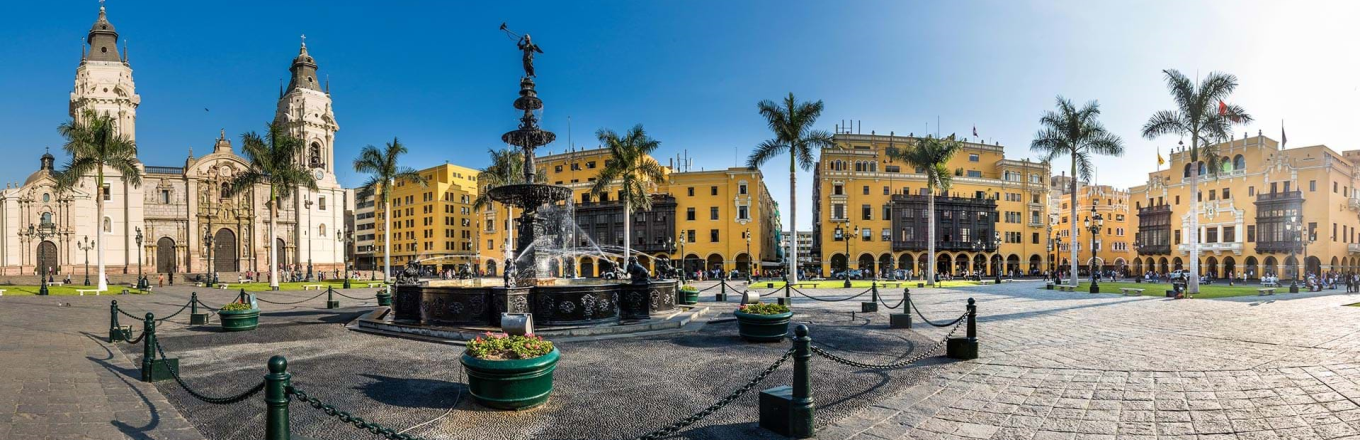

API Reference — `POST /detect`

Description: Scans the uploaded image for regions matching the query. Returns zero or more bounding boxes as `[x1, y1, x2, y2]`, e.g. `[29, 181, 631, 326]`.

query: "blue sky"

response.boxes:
[1, 1, 1356, 230]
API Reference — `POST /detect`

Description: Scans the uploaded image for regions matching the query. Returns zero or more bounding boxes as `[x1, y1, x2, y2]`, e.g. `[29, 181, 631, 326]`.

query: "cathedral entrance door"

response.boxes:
[37, 241, 58, 278]
[214, 229, 238, 273]
[156, 237, 176, 273]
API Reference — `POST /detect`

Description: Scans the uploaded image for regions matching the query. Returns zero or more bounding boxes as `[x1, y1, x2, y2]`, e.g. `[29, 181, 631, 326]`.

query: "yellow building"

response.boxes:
[1129, 134, 1360, 279]
[1047, 176, 1135, 276]
[374, 163, 481, 272]
[479, 148, 778, 278]
[813, 132, 1051, 278]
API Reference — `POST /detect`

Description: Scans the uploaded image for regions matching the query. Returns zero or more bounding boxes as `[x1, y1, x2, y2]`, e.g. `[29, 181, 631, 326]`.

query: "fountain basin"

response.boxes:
[394, 280, 678, 328]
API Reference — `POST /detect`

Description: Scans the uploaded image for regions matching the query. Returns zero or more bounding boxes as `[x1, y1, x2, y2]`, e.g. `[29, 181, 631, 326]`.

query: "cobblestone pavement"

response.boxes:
[815, 280, 1360, 440]
[5, 280, 1360, 439]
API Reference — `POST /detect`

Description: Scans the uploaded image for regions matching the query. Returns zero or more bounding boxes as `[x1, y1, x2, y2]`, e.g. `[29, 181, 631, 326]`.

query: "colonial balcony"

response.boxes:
[1349, 243, 1360, 254]
[1136, 244, 1171, 255]
[1180, 242, 1244, 255]
[1255, 241, 1301, 254]
[1256, 190, 1303, 202]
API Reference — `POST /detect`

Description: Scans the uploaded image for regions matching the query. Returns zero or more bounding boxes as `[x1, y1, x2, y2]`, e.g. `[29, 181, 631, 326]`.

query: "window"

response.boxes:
[319, 224, 327, 237]
[686, 208, 696, 221]
[103, 216, 112, 233]
[862, 185, 869, 195]
[1175, 196, 1180, 205]
[1222, 188, 1230, 199]
[1208, 190, 1216, 200]
[1311, 180, 1317, 192]
[883, 204, 892, 220]
[711, 186, 718, 196]
[881, 229, 891, 241]
[710, 229, 719, 242]
[966, 170, 982, 178]
[832, 184, 843, 196]
[1247, 225, 1256, 242]
[832, 204, 845, 220]
[861, 204, 872, 220]
[319, 196, 327, 211]
[554, 165, 562, 173]
[738, 205, 749, 220]
[1032, 232, 1040, 244]
[1335, 181, 1339, 193]
[882, 186, 889, 195]
[160, 190, 170, 204]
[968, 154, 979, 162]
[687, 230, 696, 243]
[739, 183, 748, 195]
[587, 161, 597, 169]
[1249, 186, 1255, 196]
[1174, 230, 1181, 244]
[687, 187, 694, 197]
[103, 183, 111, 201]
[861, 228, 871, 241]
[1206, 228, 1217, 243]
[710, 207, 719, 220]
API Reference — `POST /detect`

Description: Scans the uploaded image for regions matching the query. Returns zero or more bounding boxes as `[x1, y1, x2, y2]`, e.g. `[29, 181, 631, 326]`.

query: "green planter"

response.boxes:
[460, 348, 559, 410]
[219, 308, 260, 332]
[679, 288, 699, 305]
[376, 291, 393, 307]
[734, 310, 793, 342]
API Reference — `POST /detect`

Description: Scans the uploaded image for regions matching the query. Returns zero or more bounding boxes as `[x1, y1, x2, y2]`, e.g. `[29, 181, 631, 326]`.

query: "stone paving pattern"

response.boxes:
[3, 281, 1360, 439]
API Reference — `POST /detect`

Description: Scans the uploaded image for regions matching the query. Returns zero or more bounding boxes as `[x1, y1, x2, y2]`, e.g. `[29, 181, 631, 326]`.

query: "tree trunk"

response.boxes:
[623, 197, 632, 263]
[96, 170, 107, 291]
[927, 188, 936, 286]
[384, 179, 392, 284]
[269, 194, 280, 290]
[1070, 159, 1079, 287]
[1189, 159, 1200, 294]
[789, 159, 799, 284]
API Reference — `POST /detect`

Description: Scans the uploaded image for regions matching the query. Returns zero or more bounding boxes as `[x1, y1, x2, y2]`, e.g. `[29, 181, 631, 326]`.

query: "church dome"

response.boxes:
[88, 6, 118, 42]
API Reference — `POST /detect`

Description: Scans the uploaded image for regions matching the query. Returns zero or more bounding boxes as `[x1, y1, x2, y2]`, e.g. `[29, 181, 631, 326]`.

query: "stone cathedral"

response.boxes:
[0, 5, 346, 281]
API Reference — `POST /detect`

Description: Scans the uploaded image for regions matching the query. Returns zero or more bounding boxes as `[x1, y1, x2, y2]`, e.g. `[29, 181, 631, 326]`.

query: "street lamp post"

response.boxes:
[835, 224, 856, 288]
[1053, 236, 1064, 281]
[677, 233, 687, 283]
[134, 227, 144, 291]
[28, 219, 55, 295]
[1083, 205, 1104, 293]
[993, 232, 1003, 284]
[744, 228, 753, 284]
[1284, 214, 1315, 293]
[339, 227, 353, 289]
[203, 227, 215, 288]
[77, 236, 94, 286]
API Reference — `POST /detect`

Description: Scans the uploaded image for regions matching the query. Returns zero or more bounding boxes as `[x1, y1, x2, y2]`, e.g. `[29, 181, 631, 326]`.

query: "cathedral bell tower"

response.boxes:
[274, 37, 338, 178]
[71, 3, 140, 144]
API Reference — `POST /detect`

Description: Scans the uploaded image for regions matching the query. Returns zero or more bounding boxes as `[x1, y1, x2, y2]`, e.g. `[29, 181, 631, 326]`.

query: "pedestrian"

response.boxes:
[158, 273, 164, 288]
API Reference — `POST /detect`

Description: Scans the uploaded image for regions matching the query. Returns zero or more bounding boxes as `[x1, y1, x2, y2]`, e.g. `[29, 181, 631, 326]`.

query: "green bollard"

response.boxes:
[140, 312, 178, 382]
[759, 324, 815, 438]
[109, 300, 127, 343]
[777, 283, 791, 306]
[190, 292, 209, 325]
[890, 289, 912, 329]
[716, 280, 727, 302]
[946, 298, 979, 360]
[325, 286, 339, 309]
[861, 282, 879, 313]
[265, 355, 291, 440]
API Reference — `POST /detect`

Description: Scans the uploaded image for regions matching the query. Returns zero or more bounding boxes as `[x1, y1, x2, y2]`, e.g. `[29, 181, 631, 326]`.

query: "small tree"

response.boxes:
[353, 138, 427, 284]
[228, 122, 319, 290]
[590, 125, 666, 261]
[55, 110, 142, 292]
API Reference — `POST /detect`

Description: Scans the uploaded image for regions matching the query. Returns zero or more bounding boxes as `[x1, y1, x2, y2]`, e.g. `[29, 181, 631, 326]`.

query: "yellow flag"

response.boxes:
[1157, 147, 1165, 166]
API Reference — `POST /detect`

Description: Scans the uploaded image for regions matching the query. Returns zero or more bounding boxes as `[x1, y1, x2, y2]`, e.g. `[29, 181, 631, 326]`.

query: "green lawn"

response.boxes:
[201, 279, 376, 293]
[1066, 281, 1298, 299]
[753, 279, 989, 289]
[0, 279, 379, 296]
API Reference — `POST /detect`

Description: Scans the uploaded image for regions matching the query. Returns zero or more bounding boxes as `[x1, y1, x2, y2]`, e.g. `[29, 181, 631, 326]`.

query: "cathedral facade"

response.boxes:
[0, 5, 346, 282]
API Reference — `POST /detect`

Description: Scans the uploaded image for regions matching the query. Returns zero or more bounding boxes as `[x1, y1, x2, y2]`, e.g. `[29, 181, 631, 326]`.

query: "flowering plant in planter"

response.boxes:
[679, 285, 700, 293]
[220, 302, 255, 312]
[738, 302, 789, 315]
[466, 332, 555, 361]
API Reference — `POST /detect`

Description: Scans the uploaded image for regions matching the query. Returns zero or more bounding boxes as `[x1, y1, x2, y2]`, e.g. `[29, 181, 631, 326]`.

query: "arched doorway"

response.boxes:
[1158, 257, 1168, 274]
[1133, 259, 1143, 276]
[1244, 256, 1257, 279]
[214, 229, 238, 273]
[579, 258, 594, 278]
[1115, 258, 1127, 275]
[275, 237, 287, 271]
[486, 259, 498, 276]
[1172, 257, 1183, 271]
[829, 254, 847, 273]
[1029, 255, 1041, 274]
[37, 241, 57, 278]
[706, 254, 724, 273]
[898, 253, 914, 275]
[1205, 256, 1218, 278]
[735, 253, 751, 276]
[936, 254, 951, 275]
[1262, 256, 1278, 278]
[1284, 256, 1298, 279]
[957, 254, 971, 275]
[1306, 256, 1321, 277]
[917, 254, 929, 276]
[1223, 257, 1236, 278]
[683, 254, 701, 276]
[878, 254, 894, 278]
[156, 237, 176, 273]
[972, 254, 986, 275]
[1329, 256, 1339, 273]
[857, 254, 875, 275]
[1007, 254, 1020, 275]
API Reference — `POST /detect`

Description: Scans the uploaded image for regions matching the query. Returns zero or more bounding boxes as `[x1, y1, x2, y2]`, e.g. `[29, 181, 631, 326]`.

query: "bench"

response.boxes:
[76, 289, 100, 296]
[48, 281, 64, 286]
[302, 284, 325, 291]
[1056, 285, 1078, 292]
[1258, 288, 1275, 296]
[1119, 288, 1144, 296]
[218, 283, 231, 290]
[367, 283, 384, 288]
[0, 289, 5, 296]
[1262, 281, 1279, 287]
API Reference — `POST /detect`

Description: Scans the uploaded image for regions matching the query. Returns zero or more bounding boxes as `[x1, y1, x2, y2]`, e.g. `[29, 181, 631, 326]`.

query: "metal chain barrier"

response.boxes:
[877, 293, 906, 310]
[789, 286, 873, 302]
[633, 348, 795, 440]
[289, 387, 432, 440]
[122, 328, 145, 344]
[910, 300, 965, 327]
[154, 342, 266, 404]
[809, 314, 966, 370]
[694, 283, 722, 293]
[118, 300, 194, 322]
[254, 291, 329, 305]
[332, 290, 375, 301]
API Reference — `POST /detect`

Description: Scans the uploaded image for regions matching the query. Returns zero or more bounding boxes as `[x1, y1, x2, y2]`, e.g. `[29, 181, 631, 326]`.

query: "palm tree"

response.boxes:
[55, 110, 142, 292]
[1142, 70, 1252, 294]
[747, 93, 834, 284]
[888, 135, 964, 286]
[590, 125, 666, 263]
[227, 122, 319, 291]
[353, 138, 427, 285]
[1030, 97, 1125, 287]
